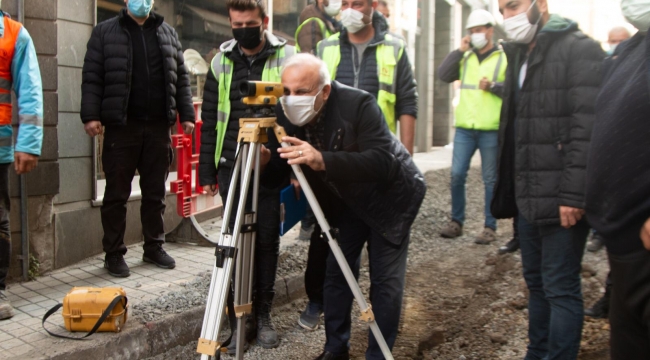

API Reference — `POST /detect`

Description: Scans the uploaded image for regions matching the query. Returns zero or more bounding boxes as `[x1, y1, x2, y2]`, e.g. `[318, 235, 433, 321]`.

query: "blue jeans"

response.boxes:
[518, 213, 589, 360]
[451, 128, 498, 230]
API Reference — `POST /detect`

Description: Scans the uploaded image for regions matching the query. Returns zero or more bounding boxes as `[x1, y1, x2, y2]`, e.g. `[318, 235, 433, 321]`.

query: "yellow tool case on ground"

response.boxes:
[42, 287, 128, 339]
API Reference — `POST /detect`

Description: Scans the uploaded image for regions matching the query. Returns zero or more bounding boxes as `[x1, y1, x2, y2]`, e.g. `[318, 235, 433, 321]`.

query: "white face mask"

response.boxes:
[504, 0, 541, 44]
[621, 0, 650, 32]
[281, 88, 325, 127]
[341, 8, 369, 34]
[324, 0, 342, 17]
[471, 33, 489, 49]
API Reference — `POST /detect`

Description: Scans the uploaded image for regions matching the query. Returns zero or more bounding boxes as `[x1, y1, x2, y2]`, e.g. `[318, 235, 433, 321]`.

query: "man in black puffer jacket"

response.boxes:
[80, 1, 195, 278]
[492, 0, 604, 358]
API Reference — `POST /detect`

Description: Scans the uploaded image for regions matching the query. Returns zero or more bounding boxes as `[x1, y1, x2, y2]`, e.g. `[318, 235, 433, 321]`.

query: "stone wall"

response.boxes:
[414, 0, 435, 152]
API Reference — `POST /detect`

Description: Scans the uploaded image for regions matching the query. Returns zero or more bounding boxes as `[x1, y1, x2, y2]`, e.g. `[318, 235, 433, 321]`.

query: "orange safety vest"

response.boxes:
[0, 16, 21, 125]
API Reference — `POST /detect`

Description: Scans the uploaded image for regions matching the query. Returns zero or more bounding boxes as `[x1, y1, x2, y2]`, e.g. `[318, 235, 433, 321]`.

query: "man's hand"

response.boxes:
[290, 178, 301, 200]
[84, 120, 103, 137]
[459, 35, 471, 52]
[204, 184, 218, 197]
[277, 136, 326, 172]
[14, 152, 38, 175]
[181, 121, 195, 135]
[400, 115, 416, 156]
[559, 206, 585, 229]
[260, 145, 271, 166]
[479, 77, 492, 91]
[641, 218, 650, 251]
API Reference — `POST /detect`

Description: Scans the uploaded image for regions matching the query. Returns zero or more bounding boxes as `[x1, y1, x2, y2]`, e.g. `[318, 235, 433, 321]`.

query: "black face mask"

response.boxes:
[233, 26, 263, 50]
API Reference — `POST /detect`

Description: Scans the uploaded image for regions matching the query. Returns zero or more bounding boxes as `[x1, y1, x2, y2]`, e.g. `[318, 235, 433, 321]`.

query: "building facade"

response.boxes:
[6, 0, 479, 279]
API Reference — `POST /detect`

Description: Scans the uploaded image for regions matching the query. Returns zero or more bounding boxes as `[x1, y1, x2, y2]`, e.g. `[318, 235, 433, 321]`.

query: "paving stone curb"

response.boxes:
[10, 273, 305, 360]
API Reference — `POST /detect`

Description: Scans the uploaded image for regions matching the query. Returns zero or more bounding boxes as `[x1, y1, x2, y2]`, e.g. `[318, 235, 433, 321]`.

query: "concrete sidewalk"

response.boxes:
[0, 147, 460, 359]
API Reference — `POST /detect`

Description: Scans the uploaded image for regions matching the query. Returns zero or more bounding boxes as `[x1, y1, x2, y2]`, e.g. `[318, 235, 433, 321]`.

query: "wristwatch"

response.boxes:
[489, 81, 496, 91]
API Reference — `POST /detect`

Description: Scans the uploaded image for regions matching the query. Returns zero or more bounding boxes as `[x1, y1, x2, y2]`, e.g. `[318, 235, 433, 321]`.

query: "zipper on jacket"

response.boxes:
[122, 25, 133, 124]
[141, 26, 151, 120]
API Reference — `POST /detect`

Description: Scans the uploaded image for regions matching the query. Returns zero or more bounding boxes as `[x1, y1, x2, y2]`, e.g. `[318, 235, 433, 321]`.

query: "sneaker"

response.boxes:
[298, 225, 315, 241]
[475, 227, 497, 245]
[587, 233, 605, 252]
[298, 301, 323, 330]
[143, 246, 176, 269]
[0, 290, 15, 320]
[440, 221, 463, 238]
[104, 252, 131, 277]
[498, 237, 520, 254]
[585, 293, 609, 319]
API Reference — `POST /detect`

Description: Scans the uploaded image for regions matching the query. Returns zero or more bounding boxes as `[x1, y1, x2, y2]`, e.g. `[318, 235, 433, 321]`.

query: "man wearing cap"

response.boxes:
[438, 9, 506, 245]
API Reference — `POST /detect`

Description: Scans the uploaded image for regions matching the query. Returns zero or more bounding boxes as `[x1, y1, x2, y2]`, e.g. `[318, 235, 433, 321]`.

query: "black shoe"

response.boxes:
[256, 293, 279, 348]
[585, 294, 609, 319]
[498, 238, 520, 255]
[226, 316, 255, 355]
[315, 351, 350, 360]
[143, 246, 176, 269]
[104, 253, 130, 277]
[587, 233, 605, 252]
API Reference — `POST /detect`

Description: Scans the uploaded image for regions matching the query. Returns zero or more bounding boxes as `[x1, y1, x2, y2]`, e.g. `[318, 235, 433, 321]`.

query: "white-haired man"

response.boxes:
[264, 53, 426, 360]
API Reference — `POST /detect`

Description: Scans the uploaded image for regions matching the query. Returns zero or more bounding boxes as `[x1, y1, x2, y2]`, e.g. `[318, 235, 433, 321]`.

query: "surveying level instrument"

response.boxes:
[196, 81, 394, 360]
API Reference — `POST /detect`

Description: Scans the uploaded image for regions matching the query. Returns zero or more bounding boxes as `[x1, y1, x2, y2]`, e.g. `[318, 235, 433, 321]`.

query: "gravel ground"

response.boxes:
[144, 167, 610, 360]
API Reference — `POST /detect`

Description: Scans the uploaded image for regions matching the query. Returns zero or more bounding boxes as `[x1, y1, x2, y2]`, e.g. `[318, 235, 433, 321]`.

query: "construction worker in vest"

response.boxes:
[0, 7, 43, 320]
[437, 9, 507, 245]
[294, 1, 342, 243]
[296, 0, 342, 54]
[198, 0, 294, 353]
[317, 0, 417, 154]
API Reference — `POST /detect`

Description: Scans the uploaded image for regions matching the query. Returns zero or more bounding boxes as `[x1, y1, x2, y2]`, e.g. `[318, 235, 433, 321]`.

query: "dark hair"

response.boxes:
[226, 0, 267, 20]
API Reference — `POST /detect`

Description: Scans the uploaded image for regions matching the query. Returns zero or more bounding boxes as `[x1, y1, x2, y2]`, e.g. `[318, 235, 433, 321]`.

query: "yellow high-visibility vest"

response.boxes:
[318, 33, 404, 133]
[455, 49, 507, 131]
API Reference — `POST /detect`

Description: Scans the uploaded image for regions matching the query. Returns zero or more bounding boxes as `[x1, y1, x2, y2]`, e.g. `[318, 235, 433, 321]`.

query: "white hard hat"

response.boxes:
[466, 9, 496, 30]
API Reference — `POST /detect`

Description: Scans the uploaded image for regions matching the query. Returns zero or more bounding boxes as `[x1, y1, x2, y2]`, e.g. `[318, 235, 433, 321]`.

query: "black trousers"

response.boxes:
[217, 166, 281, 299]
[101, 122, 172, 255]
[305, 223, 328, 305]
[323, 205, 409, 359]
[0, 164, 11, 290]
[608, 247, 650, 360]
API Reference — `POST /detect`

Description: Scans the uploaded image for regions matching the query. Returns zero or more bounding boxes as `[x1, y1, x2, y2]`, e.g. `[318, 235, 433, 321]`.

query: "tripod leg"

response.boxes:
[280, 142, 395, 360]
[197, 143, 258, 360]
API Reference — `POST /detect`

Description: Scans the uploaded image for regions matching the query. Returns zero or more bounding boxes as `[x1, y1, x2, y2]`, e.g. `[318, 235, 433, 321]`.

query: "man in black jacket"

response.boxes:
[198, 0, 294, 352]
[265, 53, 426, 360]
[80, 0, 195, 278]
[492, 0, 604, 358]
[586, 2, 650, 357]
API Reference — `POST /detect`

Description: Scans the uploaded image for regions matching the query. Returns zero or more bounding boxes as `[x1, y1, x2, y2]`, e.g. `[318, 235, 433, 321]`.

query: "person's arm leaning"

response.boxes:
[395, 48, 418, 155]
[558, 37, 605, 228]
[172, 29, 196, 134]
[12, 25, 43, 175]
[198, 68, 220, 194]
[81, 25, 105, 138]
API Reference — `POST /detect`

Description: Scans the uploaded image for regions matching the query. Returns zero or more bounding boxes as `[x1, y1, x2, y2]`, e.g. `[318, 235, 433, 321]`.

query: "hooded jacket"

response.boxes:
[80, 9, 195, 126]
[264, 81, 426, 245]
[491, 15, 604, 224]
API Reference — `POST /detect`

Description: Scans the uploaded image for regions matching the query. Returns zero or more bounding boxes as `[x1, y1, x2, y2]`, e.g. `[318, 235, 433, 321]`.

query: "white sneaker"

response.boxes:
[0, 290, 15, 320]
